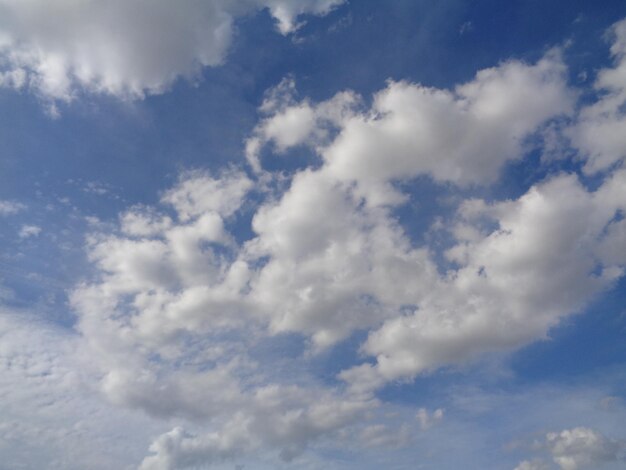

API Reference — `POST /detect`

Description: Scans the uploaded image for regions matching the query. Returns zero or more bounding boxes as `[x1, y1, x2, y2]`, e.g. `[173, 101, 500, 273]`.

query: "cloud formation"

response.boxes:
[547, 427, 622, 470]
[56, 15, 626, 468]
[570, 18, 626, 174]
[0, 0, 344, 101]
[0, 310, 162, 470]
[0, 199, 25, 215]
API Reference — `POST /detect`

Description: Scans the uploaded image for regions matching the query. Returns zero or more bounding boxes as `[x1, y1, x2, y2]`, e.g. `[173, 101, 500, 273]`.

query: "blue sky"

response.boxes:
[1, 1, 626, 469]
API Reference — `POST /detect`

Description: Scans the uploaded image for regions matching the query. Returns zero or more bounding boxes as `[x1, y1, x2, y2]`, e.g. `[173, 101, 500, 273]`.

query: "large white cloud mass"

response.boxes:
[249, 51, 575, 204]
[0, 0, 344, 101]
[0, 11, 618, 469]
[60, 21, 626, 467]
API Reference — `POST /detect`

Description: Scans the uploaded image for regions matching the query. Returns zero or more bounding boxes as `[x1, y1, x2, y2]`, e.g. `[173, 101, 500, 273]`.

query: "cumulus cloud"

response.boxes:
[139, 387, 373, 469]
[61, 19, 626, 467]
[19, 224, 41, 238]
[515, 425, 624, 470]
[569, 18, 626, 173]
[0, 0, 344, 101]
[0, 199, 25, 215]
[246, 168, 438, 348]
[0, 310, 162, 470]
[342, 170, 626, 391]
[546, 427, 622, 470]
[250, 52, 574, 205]
[416, 408, 444, 430]
[71, 169, 379, 465]
[514, 460, 551, 470]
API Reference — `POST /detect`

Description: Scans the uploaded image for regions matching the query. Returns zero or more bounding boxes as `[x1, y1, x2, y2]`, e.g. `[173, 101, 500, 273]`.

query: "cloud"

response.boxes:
[569, 18, 626, 174]
[247, 168, 438, 348]
[250, 52, 574, 205]
[139, 387, 373, 469]
[71, 169, 380, 465]
[342, 170, 626, 391]
[0, 310, 163, 470]
[261, 0, 345, 35]
[18, 224, 41, 238]
[0, 199, 25, 215]
[514, 460, 551, 470]
[546, 427, 622, 470]
[416, 408, 444, 430]
[72, 151, 626, 465]
[60, 18, 626, 467]
[0, 0, 344, 101]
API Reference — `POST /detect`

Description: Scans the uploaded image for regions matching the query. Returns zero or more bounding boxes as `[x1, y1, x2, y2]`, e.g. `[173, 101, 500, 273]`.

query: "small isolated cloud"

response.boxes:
[416, 408, 444, 430]
[459, 21, 474, 35]
[18, 225, 41, 238]
[0, 200, 25, 216]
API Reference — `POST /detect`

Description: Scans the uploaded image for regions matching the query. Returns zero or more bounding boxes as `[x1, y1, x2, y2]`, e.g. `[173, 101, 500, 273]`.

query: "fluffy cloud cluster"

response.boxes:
[344, 169, 626, 391]
[0, 310, 162, 470]
[515, 427, 623, 470]
[570, 18, 626, 173]
[0, 0, 344, 101]
[0, 199, 25, 215]
[65, 18, 626, 468]
[249, 51, 574, 204]
[546, 427, 622, 470]
[72, 170, 381, 466]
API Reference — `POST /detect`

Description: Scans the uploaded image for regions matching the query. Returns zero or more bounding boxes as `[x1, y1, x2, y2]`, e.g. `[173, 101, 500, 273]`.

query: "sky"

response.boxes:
[1, 1, 626, 469]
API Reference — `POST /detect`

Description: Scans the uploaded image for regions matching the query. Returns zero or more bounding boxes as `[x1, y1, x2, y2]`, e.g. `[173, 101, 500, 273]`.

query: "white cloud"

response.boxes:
[514, 460, 551, 470]
[342, 170, 626, 391]
[70, 170, 382, 466]
[57, 18, 626, 467]
[358, 423, 411, 449]
[246, 77, 360, 171]
[71, 160, 626, 465]
[251, 52, 574, 205]
[0, 310, 163, 470]
[0, 199, 25, 215]
[19, 224, 41, 238]
[162, 169, 253, 221]
[261, 0, 345, 35]
[569, 18, 626, 174]
[416, 407, 444, 430]
[0, 0, 345, 101]
[139, 387, 373, 469]
[247, 168, 437, 348]
[547, 427, 621, 470]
